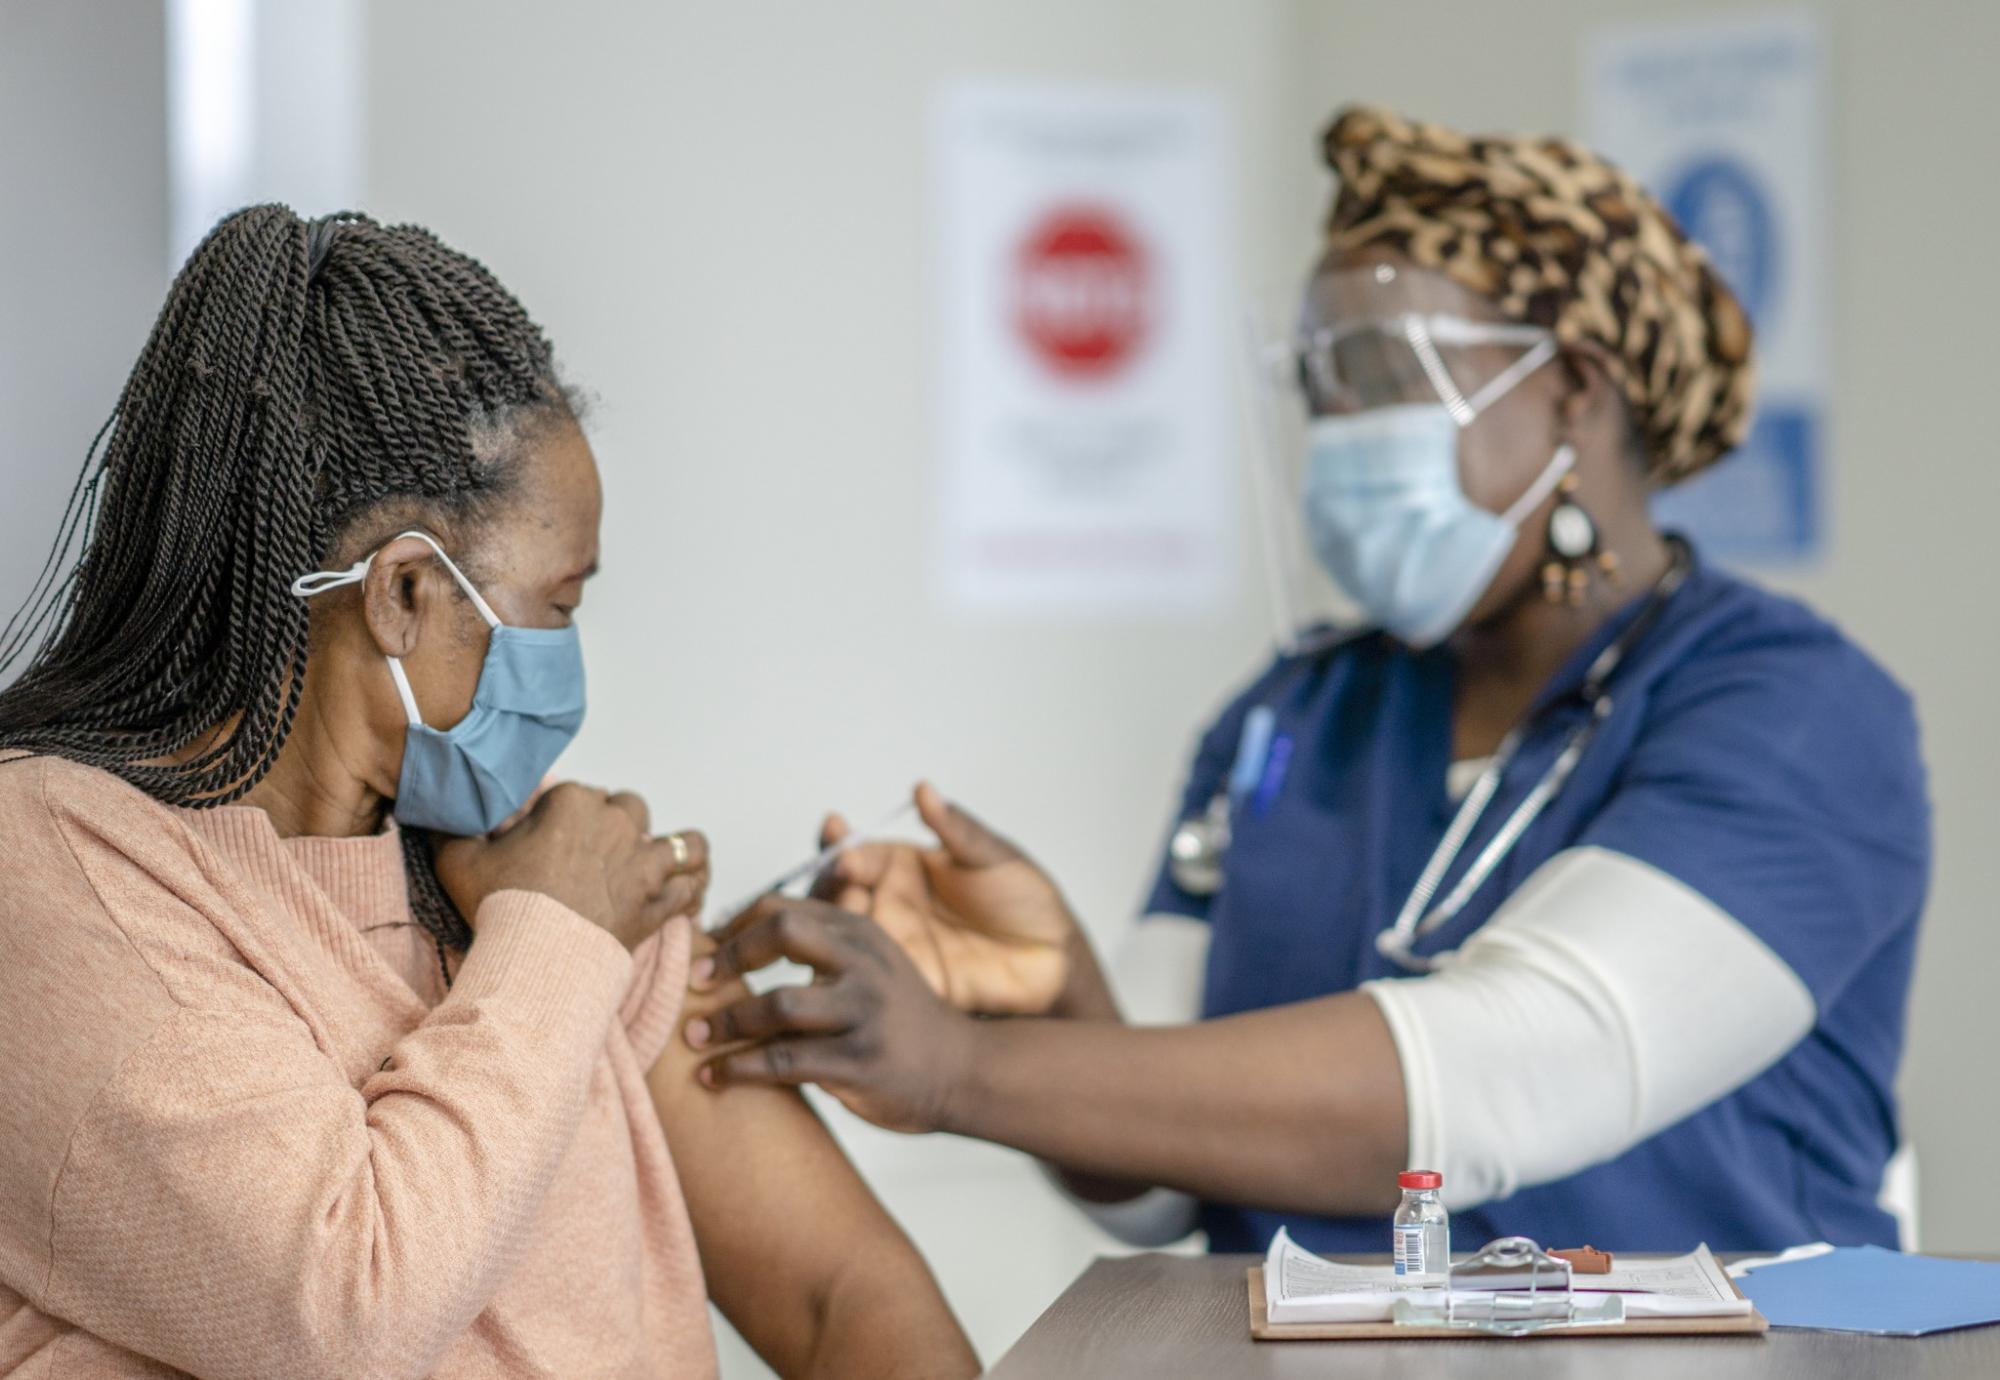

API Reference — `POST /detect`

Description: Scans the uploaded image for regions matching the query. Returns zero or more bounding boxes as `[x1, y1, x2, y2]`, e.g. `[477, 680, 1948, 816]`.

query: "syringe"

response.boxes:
[708, 800, 918, 927]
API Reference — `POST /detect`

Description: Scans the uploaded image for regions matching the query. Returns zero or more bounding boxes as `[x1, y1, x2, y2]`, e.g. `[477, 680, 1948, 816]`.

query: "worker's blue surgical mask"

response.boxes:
[1303, 404, 1573, 648]
[291, 530, 586, 835]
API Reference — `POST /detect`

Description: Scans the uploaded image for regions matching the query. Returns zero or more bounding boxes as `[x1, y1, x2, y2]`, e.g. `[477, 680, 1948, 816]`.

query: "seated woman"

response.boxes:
[0, 208, 975, 1379]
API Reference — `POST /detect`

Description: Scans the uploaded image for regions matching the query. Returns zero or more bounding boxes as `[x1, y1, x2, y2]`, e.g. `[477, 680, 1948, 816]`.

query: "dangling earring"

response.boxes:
[1541, 473, 1622, 607]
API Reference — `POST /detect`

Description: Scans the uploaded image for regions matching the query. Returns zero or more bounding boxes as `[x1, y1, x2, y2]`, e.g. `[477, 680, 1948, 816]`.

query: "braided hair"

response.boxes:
[0, 205, 579, 976]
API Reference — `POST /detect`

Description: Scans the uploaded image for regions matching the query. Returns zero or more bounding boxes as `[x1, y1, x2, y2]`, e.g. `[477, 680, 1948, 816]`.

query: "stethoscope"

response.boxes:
[1167, 538, 1691, 973]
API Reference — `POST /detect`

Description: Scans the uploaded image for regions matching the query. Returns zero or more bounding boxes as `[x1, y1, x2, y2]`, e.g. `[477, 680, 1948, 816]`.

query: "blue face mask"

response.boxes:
[292, 530, 586, 835]
[1302, 404, 1574, 649]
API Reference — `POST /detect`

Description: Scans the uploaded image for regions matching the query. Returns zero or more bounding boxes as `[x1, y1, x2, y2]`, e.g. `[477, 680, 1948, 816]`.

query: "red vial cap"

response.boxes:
[1398, 1170, 1443, 1190]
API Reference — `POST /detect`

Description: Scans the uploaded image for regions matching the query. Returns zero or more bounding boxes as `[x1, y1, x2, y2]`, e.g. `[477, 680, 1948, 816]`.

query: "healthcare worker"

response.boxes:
[688, 107, 1931, 1254]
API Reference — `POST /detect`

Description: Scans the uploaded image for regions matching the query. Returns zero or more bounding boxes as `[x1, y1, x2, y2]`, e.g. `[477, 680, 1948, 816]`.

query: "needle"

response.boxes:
[709, 800, 918, 926]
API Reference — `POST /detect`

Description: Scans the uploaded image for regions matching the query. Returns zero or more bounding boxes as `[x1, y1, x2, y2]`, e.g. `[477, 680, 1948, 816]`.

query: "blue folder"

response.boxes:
[1736, 1245, 2000, 1336]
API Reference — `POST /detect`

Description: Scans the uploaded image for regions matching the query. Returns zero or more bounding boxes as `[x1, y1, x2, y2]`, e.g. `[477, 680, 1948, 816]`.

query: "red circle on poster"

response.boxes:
[1014, 207, 1149, 380]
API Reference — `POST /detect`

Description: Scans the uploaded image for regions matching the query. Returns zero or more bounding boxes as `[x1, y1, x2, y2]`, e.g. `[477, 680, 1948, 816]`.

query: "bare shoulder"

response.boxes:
[641, 927, 848, 1164]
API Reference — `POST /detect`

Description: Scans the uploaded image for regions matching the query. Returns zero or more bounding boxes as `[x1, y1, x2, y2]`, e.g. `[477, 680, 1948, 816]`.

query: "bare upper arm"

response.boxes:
[646, 937, 956, 1374]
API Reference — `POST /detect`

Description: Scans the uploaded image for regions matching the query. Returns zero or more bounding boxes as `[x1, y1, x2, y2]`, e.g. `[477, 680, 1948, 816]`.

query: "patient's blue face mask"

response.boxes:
[1291, 311, 1567, 648]
[291, 530, 586, 835]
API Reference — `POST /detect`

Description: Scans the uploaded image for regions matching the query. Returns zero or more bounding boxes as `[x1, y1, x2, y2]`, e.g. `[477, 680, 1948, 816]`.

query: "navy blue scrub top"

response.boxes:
[1143, 544, 1929, 1255]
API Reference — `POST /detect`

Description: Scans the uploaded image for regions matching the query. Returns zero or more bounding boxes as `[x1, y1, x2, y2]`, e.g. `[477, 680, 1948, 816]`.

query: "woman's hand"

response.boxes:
[435, 782, 709, 951]
[812, 783, 1074, 1015]
[686, 898, 981, 1134]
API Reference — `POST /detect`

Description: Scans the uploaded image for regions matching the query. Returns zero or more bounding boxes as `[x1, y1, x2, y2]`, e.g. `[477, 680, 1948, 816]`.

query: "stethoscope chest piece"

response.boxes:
[1168, 793, 1232, 897]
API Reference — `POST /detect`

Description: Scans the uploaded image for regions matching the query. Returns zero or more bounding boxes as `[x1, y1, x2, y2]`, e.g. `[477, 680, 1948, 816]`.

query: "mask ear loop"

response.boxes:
[388, 530, 503, 629]
[383, 657, 428, 730]
[1501, 445, 1576, 527]
[1443, 328, 1571, 524]
[1463, 333, 1559, 417]
[1401, 319, 1571, 524]
[289, 530, 503, 729]
[289, 562, 369, 598]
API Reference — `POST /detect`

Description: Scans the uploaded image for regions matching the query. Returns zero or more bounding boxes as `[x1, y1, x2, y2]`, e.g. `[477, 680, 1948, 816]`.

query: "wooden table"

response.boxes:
[986, 1251, 2000, 1379]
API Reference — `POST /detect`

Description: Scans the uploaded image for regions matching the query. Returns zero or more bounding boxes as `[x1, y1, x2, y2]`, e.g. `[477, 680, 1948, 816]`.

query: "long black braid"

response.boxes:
[0, 205, 577, 978]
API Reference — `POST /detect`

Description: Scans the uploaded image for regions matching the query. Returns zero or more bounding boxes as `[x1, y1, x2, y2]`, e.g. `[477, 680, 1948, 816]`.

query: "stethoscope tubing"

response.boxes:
[1376, 695, 1611, 971]
[1374, 544, 1690, 971]
[1163, 543, 1690, 972]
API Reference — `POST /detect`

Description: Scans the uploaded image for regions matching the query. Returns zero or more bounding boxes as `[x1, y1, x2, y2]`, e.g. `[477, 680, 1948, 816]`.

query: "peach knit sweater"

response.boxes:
[0, 755, 718, 1379]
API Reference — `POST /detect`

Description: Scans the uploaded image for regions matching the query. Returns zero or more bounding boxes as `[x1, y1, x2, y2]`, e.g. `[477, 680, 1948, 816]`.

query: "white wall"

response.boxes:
[1294, 0, 2000, 1257]
[165, 0, 363, 266]
[360, 2, 1302, 1370]
[0, 2, 168, 654]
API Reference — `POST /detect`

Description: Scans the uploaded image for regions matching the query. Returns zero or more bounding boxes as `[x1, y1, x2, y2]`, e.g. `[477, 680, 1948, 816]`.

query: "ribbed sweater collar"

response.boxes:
[172, 804, 441, 1017]
[179, 805, 412, 927]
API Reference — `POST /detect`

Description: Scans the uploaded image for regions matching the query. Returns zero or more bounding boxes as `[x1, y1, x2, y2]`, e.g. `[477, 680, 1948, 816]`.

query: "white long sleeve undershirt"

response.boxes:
[1055, 844, 1815, 1244]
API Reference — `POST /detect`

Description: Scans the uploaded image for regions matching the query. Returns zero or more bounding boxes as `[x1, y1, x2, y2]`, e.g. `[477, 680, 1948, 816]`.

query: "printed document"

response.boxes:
[1264, 1228, 1750, 1326]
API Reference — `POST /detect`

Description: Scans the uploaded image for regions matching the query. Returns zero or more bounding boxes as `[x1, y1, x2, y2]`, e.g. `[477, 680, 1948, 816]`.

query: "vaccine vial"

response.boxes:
[1392, 1170, 1449, 1289]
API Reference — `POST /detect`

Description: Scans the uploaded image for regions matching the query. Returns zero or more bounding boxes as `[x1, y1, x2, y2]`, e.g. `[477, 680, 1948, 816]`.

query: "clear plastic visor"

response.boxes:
[1275, 264, 1555, 423]
[1236, 264, 1556, 651]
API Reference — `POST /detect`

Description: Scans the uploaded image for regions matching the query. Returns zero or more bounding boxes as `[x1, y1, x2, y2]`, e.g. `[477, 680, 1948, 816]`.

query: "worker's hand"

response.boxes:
[436, 782, 710, 952]
[802, 782, 1073, 1015]
[686, 897, 978, 1134]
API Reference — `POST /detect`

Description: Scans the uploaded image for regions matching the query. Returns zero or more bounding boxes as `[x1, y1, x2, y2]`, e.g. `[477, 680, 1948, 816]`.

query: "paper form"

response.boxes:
[1263, 1229, 1750, 1326]
[1263, 1230, 1432, 1324]
[1274, 1241, 1398, 1298]
[1577, 1246, 1749, 1315]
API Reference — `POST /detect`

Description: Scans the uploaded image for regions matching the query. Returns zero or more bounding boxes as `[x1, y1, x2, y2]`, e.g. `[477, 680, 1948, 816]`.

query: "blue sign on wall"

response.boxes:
[1587, 11, 1830, 566]
[1653, 404, 1818, 557]
[1666, 155, 1778, 328]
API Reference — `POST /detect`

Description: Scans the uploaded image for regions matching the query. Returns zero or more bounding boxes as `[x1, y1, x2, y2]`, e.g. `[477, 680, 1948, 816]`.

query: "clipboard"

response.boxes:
[1247, 1263, 1770, 1341]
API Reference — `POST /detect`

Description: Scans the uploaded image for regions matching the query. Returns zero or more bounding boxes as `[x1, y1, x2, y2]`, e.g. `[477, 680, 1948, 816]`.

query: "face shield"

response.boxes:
[1240, 262, 1558, 651]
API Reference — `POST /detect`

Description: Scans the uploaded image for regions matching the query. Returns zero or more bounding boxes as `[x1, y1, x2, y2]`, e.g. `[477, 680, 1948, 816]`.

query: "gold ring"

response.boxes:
[667, 833, 690, 868]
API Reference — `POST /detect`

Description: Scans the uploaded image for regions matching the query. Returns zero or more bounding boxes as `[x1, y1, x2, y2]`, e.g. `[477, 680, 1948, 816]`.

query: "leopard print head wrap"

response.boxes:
[1321, 105, 1756, 484]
